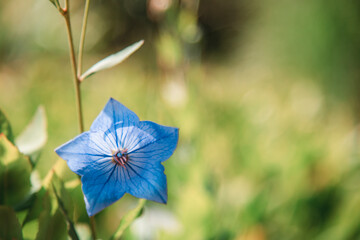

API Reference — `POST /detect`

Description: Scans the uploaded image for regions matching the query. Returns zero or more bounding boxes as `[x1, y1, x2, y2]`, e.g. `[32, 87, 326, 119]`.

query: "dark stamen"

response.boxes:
[113, 149, 129, 167]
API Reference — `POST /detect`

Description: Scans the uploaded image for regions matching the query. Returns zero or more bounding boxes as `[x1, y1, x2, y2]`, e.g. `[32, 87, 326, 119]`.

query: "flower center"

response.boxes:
[113, 149, 129, 167]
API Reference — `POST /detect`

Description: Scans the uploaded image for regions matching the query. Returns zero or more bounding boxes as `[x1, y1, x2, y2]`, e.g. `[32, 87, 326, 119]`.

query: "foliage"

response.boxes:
[0, 134, 32, 208]
[80, 40, 144, 81]
[111, 199, 146, 239]
[1, 0, 360, 239]
[0, 206, 23, 240]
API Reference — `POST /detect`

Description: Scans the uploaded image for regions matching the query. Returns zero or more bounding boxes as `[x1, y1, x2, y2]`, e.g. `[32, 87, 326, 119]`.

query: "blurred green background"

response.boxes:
[1, 0, 360, 239]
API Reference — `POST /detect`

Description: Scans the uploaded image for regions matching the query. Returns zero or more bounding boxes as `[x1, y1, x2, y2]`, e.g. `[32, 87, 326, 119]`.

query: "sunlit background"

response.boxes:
[1, 0, 360, 239]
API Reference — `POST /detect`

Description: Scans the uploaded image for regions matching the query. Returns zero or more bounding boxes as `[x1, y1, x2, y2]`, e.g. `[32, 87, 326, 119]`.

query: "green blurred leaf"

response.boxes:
[35, 191, 67, 240]
[80, 40, 144, 81]
[15, 106, 47, 164]
[111, 199, 146, 240]
[22, 219, 39, 240]
[74, 224, 91, 240]
[24, 171, 80, 240]
[51, 173, 79, 240]
[64, 179, 84, 221]
[0, 206, 23, 240]
[13, 191, 37, 212]
[22, 187, 47, 226]
[0, 108, 14, 144]
[0, 134, 32, 207]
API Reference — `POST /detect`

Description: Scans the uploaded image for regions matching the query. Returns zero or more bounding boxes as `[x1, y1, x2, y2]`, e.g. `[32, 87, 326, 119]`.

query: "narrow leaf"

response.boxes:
[80, 40, 144, 80]
[48, 0, 61, 9]
[111, 199, 146, 240]
[16, 106, 47, 157]
[51, 173, 79, 240]
[0, 206, 23, 240]
[0, 108, 14, 143]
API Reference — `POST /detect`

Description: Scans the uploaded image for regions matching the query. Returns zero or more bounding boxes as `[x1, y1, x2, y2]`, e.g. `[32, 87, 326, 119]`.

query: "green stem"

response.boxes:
[77, 0, 90, 76]
[62, 3, 84, 133]
[62, 1, 96, 239]
[90, 216, 97, 239]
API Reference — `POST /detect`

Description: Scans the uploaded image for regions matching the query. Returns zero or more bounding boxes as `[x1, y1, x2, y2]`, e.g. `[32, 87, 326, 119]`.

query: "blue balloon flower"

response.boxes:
[55, 98, 179, 216]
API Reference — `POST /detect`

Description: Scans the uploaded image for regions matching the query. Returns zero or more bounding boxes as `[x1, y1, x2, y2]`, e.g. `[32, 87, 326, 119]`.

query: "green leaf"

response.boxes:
[111, 199, 146, 240]
[0, 134, 32, 207]
[51, 173, 74, 220]
[35, 192, 67, 240]
[22, 187, 47, 226]
[48, 0, 61, 10]
[64, 179, 84, 221]
[24, 172, 80, 239]
[14, 170, 43, 212]
[80, 40, 144, 81]
[0, 108, 14, 144]
[13, 191, 37, 212]
[0, 206, 23, 240]
[51, 173, 79, 240]
[74, 224, 91, 240]
[15, 106, 47, 161]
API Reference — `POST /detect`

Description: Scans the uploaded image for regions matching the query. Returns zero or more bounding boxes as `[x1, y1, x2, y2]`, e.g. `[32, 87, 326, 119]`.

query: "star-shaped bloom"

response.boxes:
[55, 98, 179, 216]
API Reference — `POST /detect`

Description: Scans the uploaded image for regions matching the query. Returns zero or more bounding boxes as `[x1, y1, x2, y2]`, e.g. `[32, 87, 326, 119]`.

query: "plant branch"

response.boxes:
[61, 1, 96, 238]
[77, 0, 90, 76]
[64, 0, 69, 11]
[62, 5, 85, 133]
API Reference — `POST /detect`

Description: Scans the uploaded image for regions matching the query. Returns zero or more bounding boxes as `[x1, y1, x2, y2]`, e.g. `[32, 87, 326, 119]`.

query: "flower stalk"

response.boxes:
[90, 216, 97, 239]
[60, 0, 95, 238]
[78, 0, 91, 76]
[61, 5, 84, 133]
[54, 0, 149, 238]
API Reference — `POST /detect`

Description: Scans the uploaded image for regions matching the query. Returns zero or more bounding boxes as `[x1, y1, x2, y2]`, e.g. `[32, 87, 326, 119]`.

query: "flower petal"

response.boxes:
[55, 131, 114, 176]
[55, 98, 179, 216]
[128, 121, 179, 163]
[124, 161, 167, 203]
[82, 164, 126, 216]
[90, 98, 140, 134]
[115, 125, 154, 151]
